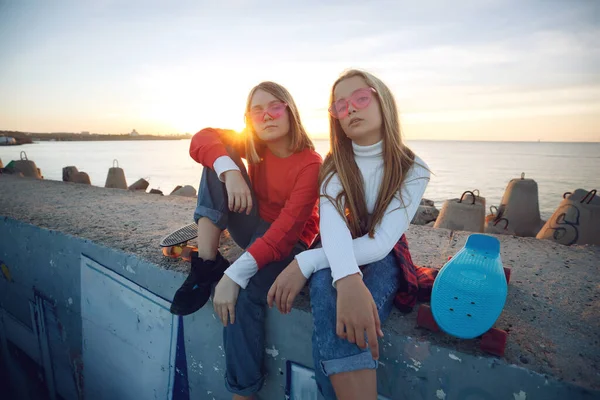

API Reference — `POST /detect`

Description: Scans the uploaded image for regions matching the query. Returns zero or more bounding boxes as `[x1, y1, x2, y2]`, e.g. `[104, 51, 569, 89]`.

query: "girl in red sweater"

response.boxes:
[170, 81, 322, 399]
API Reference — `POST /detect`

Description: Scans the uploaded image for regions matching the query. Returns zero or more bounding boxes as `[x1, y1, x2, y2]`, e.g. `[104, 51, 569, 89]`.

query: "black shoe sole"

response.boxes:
[169, 285, 211, 316]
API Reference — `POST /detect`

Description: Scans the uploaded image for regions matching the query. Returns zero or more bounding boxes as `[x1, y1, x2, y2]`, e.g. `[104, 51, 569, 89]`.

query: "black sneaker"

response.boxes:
[170, 251, 230, 316]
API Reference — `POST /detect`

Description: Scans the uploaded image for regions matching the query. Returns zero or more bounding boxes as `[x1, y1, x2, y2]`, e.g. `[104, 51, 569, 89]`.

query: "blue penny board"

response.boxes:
[431, 234, 507, 339]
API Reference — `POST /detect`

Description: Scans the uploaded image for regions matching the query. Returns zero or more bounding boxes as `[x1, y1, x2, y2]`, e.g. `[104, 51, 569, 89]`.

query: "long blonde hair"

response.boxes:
[320, 69, 417, 238]
[244, 81, 314, 164]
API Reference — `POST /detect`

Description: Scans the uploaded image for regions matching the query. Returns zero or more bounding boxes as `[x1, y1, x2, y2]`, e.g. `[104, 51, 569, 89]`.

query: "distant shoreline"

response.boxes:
[0, 130, 192, 145]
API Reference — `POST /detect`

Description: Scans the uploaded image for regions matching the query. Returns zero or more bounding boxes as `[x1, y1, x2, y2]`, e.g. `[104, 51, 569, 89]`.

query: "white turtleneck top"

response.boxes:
[295, 140, 430, 285]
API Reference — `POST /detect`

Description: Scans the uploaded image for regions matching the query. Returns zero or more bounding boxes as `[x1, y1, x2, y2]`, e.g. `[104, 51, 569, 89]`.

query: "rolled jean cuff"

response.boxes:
[224, 372, 265, 396]
[193, 204, 227, 229]
[320, 351, 378, 377]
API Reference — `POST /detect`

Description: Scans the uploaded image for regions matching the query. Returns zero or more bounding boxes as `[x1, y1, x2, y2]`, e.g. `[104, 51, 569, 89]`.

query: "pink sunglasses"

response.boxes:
[329, 87, 377, 119]
[246, 102, 288, 124]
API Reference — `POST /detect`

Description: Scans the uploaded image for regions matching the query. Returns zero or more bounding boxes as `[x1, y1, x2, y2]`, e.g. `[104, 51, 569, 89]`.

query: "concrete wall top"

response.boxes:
[1, 175, 599, 391]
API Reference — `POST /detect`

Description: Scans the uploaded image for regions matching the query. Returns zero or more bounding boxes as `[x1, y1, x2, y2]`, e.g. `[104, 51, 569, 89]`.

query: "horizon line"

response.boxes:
[1, 130, 598, 144]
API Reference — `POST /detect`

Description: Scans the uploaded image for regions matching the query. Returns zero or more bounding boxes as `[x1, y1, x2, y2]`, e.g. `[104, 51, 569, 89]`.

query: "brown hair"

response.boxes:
[244, 81, 314, 163]
[320, 69, 420, 238]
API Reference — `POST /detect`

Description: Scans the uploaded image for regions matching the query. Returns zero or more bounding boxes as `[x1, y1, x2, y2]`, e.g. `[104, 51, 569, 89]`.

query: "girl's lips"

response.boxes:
[348, 118, 363, 127]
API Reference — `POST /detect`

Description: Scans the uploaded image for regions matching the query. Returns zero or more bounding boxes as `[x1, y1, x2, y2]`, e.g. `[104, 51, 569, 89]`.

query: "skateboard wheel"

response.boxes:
[417, 304, 440, 332]
[162, 245, 183, 259]
[503, 267, 511, 284]
[171, 245, 183, 257]
[181, 246, 198, 262]
[480, 328, 507, 357]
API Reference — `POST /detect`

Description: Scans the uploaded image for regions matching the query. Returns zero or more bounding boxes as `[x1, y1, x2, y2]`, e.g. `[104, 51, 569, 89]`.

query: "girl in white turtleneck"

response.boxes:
[268, 69, 430, 400]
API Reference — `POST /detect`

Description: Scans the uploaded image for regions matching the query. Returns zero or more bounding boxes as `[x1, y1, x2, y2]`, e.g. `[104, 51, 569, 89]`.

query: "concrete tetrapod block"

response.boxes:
[10, 151, 42, 179]
[497, 173, 543, 237]
[128, 178, 149, 191]
[434, 190, 485, 233]
[171, 185, 197, 198]
[63, 166, 79, 182]
[105, 159, 127, 189]
[536, 188, 600, 246]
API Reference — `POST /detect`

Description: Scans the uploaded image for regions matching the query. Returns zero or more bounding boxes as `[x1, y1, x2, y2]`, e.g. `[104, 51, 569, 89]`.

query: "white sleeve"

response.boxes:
[295, 163, 430, 282]
[316, 174, 362, 286]
[223, 252, 258, 289]
[213, 156, 240, 182]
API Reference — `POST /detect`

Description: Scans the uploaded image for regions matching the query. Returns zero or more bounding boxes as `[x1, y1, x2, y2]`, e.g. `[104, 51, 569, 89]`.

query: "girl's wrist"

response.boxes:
[336, 273, 362, 289]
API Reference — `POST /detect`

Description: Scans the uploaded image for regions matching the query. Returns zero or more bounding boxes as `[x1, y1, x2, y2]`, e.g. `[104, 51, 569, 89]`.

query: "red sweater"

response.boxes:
[189, 128, 322, 268]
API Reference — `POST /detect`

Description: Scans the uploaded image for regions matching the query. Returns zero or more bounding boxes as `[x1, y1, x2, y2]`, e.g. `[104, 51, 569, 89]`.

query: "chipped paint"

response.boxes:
[411, 358, 422, 369]
[436, 389, 447, 399]
[189, 355, 203, 375]
[125, 264, 136, 274]
[67, 297, 73, 306]
[265, 346, 279, 358]
[407, 364, 419, 372]
[449, 353, 462, 362]
[513, 390, 527, 400]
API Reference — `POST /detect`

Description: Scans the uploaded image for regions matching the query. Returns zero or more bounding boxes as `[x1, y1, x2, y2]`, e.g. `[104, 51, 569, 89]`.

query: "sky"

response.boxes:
[0, 0, 598, 141]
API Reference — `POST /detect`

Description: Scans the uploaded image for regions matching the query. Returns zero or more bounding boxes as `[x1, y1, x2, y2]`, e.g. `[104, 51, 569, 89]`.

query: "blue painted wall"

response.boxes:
[0, 217, 597, 400]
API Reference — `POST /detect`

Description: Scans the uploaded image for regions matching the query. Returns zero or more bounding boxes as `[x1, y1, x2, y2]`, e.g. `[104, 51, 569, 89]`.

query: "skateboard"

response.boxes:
[417, 234, 511, 356]
[160, 223, 198, 261]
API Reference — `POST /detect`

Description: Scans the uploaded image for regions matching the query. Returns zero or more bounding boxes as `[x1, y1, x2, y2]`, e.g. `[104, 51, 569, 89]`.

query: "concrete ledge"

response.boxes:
[1, 175, 599, 399]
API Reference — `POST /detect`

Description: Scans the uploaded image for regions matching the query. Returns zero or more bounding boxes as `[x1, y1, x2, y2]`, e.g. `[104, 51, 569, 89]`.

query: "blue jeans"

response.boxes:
[193, 147, 267, 247]
[193, 149, 306, 396]
[310, 252, 401, 400]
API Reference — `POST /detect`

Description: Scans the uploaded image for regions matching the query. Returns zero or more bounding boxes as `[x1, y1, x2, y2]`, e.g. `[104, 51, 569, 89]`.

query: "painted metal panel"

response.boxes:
[80, 255, 178, 400]
[0, 309, 40, 365]
[31, 297, 57, 400]
[31, 291, 80, 400]
[285, 361, 390, 400]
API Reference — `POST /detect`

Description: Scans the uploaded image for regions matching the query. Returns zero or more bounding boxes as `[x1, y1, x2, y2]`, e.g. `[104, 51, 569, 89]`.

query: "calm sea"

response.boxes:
[1, 140, 598, 220]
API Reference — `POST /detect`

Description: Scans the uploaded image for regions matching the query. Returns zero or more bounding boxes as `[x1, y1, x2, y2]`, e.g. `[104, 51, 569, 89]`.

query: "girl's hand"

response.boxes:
[267, 259, 307, 314]
[335, 274, 384, 360]
[223, 170, 253, 215]
[213, 274, 240, 326]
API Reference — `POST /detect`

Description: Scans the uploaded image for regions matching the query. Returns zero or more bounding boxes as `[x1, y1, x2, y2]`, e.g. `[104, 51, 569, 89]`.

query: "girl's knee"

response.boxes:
[309, 269, 332, 292]
[237, 279, 270, 308]
[235, 287, 259, 310]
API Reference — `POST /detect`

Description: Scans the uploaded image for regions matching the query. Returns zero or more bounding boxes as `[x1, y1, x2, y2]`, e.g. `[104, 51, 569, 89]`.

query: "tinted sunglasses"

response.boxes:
[329, 87, 377, 119]
[246, 102, 288, 124]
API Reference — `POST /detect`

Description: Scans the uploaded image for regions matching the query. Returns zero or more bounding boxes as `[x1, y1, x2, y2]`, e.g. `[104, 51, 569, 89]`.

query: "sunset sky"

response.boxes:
[0, 0, 598, 141]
